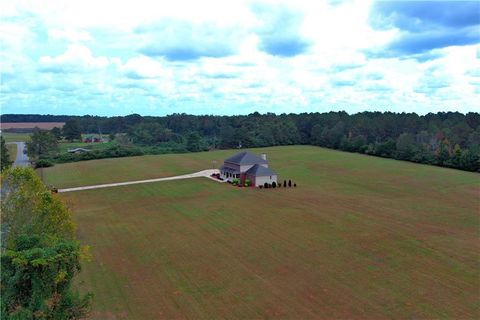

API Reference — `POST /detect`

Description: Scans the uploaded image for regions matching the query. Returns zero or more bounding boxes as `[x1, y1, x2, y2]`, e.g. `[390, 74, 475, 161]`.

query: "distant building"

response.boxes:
[67, 148, 91, 154]
[220, 151, 277, 187]
[83, 136, 102, 143]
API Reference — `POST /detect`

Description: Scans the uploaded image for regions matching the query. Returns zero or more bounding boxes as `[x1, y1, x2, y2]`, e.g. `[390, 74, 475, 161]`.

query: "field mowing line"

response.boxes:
[58, 169, 222, 193]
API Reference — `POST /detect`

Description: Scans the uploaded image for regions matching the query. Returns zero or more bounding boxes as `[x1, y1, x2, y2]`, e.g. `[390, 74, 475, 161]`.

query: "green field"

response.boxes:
[46, 146, 479, 319]
[0, 132, 31, 143]
[6, 143, 17, 162]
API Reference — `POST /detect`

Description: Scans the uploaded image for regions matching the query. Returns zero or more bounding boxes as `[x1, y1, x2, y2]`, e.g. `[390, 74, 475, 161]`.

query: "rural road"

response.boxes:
[10, 142, 29, 168]
[58, 169, 224, 193]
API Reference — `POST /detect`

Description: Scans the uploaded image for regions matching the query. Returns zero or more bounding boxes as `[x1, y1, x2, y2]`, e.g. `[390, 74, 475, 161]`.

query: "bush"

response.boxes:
[283, 180, 287, 187]
[294, 183, 297, 187]
[264, 182, 269, 188]
[288, 179, 292, 187]
[272, 181, 276, 188]
[35, 159, 54, 168]
[259, 185, 263, 189]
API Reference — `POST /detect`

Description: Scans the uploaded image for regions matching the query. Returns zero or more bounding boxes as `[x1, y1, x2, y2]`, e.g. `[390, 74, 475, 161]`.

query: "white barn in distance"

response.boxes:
[220, 151, 278, 187]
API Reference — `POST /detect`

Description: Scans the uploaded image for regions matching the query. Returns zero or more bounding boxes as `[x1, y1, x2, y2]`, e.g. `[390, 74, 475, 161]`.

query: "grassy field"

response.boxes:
[6, 143, 17, 162]
[47, 146, 479, 319]
[0, 132, 31, 143]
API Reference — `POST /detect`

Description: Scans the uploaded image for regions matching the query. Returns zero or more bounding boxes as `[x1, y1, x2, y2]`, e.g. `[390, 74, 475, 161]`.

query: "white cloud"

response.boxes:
[48, 28, 92, 42]
[121, 56, 167, 79]
[1, 0, 478, 115]
[38, 44, 110, 73]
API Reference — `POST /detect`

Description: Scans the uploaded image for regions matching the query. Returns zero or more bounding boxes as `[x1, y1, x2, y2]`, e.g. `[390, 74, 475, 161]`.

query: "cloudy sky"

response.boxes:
[0, 0, 479, 116]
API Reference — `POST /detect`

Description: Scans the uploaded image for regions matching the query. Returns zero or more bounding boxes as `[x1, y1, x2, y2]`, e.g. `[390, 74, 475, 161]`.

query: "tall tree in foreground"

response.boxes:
[1, 168, 92, 318]
[1, 136, 13, 171]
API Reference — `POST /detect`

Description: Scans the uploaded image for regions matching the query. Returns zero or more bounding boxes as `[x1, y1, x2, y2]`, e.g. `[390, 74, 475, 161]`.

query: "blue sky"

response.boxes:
[0, 0, 479, 116]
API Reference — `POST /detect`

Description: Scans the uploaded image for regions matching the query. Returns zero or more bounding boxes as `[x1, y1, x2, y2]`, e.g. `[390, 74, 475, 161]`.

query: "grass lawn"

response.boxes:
[6, 143, 17, 162]
[51, 146, 479, 319]
[0, 132, 31, 143]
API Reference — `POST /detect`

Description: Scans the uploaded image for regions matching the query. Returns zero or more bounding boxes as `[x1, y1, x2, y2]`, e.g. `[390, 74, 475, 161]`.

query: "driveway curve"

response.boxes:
[58, 169, 223, 193]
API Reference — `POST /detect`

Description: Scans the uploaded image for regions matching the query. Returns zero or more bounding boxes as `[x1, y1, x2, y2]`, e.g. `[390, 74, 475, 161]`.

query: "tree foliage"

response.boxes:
[1, 167, 92, 318]
[25, 128, 58, 165]
[3, 111, 480, 171]
[1, 136, 13, 172]
[62, 119, 82, 142]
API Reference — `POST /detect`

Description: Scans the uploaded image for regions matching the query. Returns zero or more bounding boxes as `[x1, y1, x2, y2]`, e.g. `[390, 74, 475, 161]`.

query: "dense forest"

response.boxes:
[2, 111, 480, 172]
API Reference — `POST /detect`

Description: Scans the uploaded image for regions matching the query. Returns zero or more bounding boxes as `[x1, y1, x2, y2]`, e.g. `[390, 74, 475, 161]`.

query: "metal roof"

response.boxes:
[245, 164, 276, 177]
[224, 151, 267, 165]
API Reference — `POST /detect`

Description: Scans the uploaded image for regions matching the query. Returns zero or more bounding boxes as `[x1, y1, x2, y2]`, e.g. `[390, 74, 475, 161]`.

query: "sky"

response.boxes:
[0, 0, 479, 116]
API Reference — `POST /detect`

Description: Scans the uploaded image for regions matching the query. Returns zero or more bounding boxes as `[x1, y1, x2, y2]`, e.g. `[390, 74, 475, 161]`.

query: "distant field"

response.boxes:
[0, 132, 31, 143]
[0, 122, 64, 129]
[50, 146, 479, 319]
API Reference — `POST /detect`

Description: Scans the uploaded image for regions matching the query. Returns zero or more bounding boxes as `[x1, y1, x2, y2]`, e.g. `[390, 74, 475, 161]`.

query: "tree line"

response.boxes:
[6, 111, 480, 172]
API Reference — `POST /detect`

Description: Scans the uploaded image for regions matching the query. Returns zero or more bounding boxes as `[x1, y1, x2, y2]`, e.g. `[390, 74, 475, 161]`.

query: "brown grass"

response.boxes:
[53, 146, 479, 319]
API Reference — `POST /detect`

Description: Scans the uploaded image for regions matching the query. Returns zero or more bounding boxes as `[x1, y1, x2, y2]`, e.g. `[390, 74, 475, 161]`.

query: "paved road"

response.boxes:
[10, 142, 29, 167]
[58, 169, 224, 193]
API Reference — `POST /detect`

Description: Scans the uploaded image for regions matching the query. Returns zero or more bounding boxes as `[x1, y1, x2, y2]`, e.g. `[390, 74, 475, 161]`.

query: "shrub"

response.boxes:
[294, 183, 297, 187]
[288, 179, 292, 187]
[35, 159, 54, 168]
[259, 185, 263, 189]
[272, 181, 276, 188]
[264, 182, 269, 188]
[283, 180, 287, 187]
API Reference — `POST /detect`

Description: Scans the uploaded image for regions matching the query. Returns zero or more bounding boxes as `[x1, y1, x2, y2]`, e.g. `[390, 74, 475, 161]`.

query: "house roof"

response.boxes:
[67, 148, 91, 153]
[245, 164, 276, 177]
[224, 151, 267, 165]
[219, 165, 240, 174]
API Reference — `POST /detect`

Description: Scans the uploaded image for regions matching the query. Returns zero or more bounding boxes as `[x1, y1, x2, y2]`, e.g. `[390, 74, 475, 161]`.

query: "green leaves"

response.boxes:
[1, 136, 13, 172]
[1, 168, 92, 318]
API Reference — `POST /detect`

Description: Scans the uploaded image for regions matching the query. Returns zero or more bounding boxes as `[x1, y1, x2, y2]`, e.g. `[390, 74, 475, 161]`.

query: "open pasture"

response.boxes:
[0, 132, 31, 143]
[5, 143, 17, 162]
[52, 146, 479, 319]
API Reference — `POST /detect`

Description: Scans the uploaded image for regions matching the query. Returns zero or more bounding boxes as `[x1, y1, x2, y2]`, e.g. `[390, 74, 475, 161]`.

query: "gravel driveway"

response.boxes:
[58, 169, 223, 193]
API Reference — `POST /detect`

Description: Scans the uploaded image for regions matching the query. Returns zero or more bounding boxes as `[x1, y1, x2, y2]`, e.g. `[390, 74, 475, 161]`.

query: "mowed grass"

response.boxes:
[44, 149, 237, 188]
[52, 146, 480, 319]
[6, 143, 17, 162]
[0, 132, 31, 143]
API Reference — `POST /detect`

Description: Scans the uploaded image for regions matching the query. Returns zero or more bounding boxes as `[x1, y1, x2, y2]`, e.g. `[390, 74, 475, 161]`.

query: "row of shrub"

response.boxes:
[260, 179, 297, 189]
